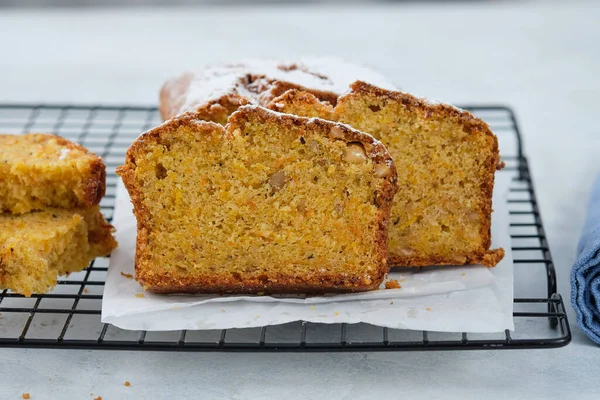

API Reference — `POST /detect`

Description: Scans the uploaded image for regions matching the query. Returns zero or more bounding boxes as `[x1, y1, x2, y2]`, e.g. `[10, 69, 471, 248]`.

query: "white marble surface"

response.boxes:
[1, 1, 600, 399]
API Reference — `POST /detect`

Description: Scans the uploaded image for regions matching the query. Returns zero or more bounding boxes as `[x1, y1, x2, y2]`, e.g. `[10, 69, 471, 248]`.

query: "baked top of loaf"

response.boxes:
[0, 133, 106, 214]
[268, 81, 504, 267]
[159, 57, 395, 123]
[118, 105, 398, 294]
[0, 206, 117, 296]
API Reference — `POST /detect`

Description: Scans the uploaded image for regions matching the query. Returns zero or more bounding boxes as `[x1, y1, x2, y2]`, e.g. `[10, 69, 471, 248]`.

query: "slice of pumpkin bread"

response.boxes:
[268, 82, 504, 267]
[0, 133, 106, 214]
[0, 206, 116, 296]
[117, 106, 398, 294]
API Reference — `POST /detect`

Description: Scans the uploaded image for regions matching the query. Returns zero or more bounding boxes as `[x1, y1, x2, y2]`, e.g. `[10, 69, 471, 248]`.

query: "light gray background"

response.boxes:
[1, 0, 599, 398]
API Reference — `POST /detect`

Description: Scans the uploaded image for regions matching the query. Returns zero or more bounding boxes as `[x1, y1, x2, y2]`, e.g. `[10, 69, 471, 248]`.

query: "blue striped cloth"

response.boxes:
[572, 175, 600, 344]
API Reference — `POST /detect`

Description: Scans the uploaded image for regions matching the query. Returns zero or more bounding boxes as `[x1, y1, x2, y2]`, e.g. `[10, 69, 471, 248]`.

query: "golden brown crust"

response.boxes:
[118, 106, 398, 294]
[260, 81, 339, 107]
[80, 206, 118, 256]
[344, 81, 501, 143]
[390, 248, 505, 268]
[80, 153, 107, 206]
[145, 279, 380, 295]
[267, 89, 336, 120]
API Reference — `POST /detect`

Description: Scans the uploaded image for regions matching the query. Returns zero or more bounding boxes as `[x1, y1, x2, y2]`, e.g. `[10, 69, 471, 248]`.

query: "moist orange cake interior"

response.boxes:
[268, 82, 504, 267]
[118, 106, 398, 293]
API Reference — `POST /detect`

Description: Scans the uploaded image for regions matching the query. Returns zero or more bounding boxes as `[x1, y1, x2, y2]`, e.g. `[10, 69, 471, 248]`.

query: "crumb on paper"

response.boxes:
[121, 272, 134, 279]
[334, 312, 339, 316]
[385, 279, 401, 289]
[390, 301, 394, 305]
[310, 305, 315, 310]
[426, 307, 432, 311]
[83, 288, 89, 293]
[124, 381, 131, 387]
[399, 278, 406, 283]
[172, 306, 178, 310]
[94, 397, 102, 400]
[22, 394, 30, 400]
[255, 315, 260, 319]
[461, 272, 466, 276]
[221, 308, 225, 313]
[135, 293, 145, 298]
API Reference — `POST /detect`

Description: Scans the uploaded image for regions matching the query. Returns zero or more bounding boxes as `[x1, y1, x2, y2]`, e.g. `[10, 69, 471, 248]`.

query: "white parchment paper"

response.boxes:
[102, 173, 514, 332]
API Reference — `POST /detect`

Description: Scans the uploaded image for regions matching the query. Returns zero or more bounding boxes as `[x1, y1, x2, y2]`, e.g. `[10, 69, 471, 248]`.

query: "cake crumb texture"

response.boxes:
[118, 106, 398, 294]
[267, 81, 504, 267]
[0, 133, 106, 214]
[0, 206, 116, 296]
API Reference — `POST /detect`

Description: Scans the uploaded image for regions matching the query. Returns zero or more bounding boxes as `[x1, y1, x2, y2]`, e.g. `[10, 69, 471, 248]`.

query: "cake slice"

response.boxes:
[159, 58, 395, 123]
[0, 207, 117, 296]
[117, 106, 398, 294]
[0, 133, 106, 214]
[267, 82, 504, 267]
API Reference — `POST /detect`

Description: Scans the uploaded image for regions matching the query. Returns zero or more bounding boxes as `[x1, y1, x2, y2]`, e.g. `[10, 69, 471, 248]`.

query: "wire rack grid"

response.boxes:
[0, 103, 571, 351]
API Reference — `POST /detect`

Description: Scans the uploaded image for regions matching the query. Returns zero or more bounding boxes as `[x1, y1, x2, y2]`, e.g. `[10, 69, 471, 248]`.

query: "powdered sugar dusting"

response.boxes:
[168, 57, 397, 116]
[59, 148, 70, 160]
[421, 96, 468, 114]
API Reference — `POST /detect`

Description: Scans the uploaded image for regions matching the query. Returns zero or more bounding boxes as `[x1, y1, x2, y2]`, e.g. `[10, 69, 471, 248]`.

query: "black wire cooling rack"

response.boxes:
[0, 104, 571, 351]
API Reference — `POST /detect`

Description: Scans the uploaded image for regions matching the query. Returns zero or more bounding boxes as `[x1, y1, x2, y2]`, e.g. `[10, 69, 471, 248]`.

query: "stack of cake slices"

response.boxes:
[118, 57, 504, 295]
[0, 134, 117, 296]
